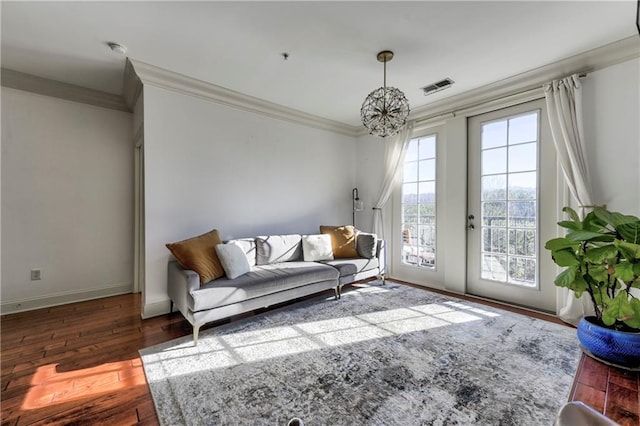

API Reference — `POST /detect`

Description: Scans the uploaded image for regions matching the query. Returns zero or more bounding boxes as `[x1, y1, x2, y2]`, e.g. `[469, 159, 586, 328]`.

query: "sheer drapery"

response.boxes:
[372, 123, 414, 240]
[544, 73, 595, 324]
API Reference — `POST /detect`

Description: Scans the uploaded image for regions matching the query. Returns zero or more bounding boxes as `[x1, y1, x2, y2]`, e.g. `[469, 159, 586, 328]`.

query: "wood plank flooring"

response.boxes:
[1, 285, 637, 425]
[569, 354, 639, 426]
[1, 293, 192, 425]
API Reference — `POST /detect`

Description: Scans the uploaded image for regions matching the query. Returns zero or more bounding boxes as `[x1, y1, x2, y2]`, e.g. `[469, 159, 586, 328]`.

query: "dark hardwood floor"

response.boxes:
[1, 283, 637, 425]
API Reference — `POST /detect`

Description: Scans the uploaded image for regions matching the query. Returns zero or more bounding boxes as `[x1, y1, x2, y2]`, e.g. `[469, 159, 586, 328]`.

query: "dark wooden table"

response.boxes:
[569, 354, 639, 425]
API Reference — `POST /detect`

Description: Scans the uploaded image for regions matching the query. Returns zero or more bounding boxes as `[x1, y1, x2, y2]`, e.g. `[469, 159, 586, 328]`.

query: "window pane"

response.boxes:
[401, 134, 437, 270]
[482, 254, 507, 281]
[418, 181, 435, 203]
[508, 257, 536, 286]
[482, 147, 507, 175]
[403, 203, 418, 225]
[405, 140, 419, 162]
[482, 202, 506, 227]
[508, 172, 536, 200]
[419, 136, 436, 159]
[419, 159, 436, 181]
[419, 203, 436, 223]
[508, 143, 536, 173]
[404, 162, 418, 182]
[482, 120, 507, 149]
[509, 229, 536, 256]
[418, 225, 436, 247]
[482, 174, 506, 201]
[483, 227, 507, 254]
[403, 183, 417, 203]
[508, 113, 538, 145]
[508, 201, 536, 228]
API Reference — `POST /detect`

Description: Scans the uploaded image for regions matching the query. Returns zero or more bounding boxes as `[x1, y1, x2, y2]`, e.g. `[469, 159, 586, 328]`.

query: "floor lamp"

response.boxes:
[352, 188, 364, 228]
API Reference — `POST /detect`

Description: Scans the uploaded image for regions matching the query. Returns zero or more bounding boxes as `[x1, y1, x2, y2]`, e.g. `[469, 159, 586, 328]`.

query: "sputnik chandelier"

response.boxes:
[360, 50, 410, 138]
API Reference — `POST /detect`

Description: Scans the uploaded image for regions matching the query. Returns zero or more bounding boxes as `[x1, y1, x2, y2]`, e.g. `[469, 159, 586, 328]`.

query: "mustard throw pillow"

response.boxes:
[320, 225, 359, 258]
[166, 229, 224, 284]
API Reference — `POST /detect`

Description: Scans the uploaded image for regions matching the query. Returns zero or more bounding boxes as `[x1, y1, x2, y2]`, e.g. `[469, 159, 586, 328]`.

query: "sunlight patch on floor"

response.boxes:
[23, 359, 146, 410]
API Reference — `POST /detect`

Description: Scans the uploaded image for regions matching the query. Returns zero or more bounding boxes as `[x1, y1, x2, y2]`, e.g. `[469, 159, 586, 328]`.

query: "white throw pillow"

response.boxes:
[302, 234, 334, 262]
[215, 243, 251, 279]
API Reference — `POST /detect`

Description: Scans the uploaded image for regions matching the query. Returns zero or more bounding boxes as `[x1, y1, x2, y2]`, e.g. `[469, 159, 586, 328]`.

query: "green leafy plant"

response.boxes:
[545, 207, 640, 330]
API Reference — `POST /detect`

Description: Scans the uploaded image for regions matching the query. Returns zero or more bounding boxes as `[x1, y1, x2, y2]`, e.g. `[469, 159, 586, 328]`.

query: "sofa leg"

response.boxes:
[193, 324, 201, 346]
[334, 287, 340, 300]
[381, 274, 386, 285]
[169, 300, 174, 314]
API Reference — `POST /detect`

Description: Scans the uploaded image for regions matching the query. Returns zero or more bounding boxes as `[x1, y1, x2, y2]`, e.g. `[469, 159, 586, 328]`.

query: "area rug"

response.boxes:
[140, 282, 581, 425]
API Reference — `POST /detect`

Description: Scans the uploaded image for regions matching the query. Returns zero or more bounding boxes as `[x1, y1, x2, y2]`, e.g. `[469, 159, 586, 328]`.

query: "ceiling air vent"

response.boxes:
[421, 78, 455, 96]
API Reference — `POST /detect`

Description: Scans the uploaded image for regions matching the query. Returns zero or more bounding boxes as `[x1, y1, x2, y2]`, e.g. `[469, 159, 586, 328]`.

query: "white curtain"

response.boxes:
[544, 73, 595, 324]
[372, 122, 414, 240]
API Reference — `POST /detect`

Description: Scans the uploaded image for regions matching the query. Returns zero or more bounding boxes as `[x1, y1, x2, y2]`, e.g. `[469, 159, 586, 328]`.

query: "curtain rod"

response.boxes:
[414, 71, 589, 126]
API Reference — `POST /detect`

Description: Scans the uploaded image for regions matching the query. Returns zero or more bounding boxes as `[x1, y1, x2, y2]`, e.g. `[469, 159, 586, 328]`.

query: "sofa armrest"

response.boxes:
[376, 239, 386, 275]
[168, 260, 199, 321]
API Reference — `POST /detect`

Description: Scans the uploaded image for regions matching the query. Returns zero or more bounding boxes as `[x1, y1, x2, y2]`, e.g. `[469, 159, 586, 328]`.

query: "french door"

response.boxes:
[466, 99, 558, 312]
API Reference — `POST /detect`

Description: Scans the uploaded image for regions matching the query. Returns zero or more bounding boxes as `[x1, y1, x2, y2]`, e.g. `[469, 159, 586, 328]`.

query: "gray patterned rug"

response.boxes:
[140, 282, 580, 425]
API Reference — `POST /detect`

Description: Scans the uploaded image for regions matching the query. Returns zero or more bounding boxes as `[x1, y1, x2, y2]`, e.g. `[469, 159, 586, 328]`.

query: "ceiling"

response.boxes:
[1, 1, 638, 127]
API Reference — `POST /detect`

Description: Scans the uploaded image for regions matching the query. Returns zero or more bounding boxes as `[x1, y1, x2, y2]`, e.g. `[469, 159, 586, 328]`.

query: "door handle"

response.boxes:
[467, 214, 475, 230]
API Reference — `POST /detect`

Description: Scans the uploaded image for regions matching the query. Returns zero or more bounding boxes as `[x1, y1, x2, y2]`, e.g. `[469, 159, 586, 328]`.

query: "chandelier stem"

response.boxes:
[383, 58, 387, 89]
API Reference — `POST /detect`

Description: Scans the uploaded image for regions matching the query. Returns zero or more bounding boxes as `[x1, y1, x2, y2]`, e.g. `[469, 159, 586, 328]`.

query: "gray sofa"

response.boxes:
[168, 233, 386, 344]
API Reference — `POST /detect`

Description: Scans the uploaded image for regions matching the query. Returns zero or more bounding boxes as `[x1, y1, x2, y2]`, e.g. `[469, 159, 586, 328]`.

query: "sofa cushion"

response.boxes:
[320, 258, 379, 277]
[302, 234, 334, 261]
[215, 243, 251, 279]
[356, 232, 378, 259]
[255, 234, 302, 265]
[166, 229, 224, 284]
[320, 225, 359, 258]
[189, 261, 339, 312]
[226, 238, 257, 267]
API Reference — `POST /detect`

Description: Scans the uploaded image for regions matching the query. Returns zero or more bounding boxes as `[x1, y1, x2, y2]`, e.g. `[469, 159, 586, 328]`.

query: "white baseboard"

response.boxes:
[142, 299, 172, 319]
[0, 283, 133, 315]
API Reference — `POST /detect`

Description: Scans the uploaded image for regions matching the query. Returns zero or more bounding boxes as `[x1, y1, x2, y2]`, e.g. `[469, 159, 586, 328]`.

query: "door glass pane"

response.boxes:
[482, 175, 506, 201]
[479, 111, 539, 287]
[508, 113, 538, 144]
[482, 120, 507, 149]
[482, 147, 507, 174]
[401, 135, 437, 269]
[508, 143, 536, 173]
[508, 172, 536, 199]
[482, 202, 506, 226]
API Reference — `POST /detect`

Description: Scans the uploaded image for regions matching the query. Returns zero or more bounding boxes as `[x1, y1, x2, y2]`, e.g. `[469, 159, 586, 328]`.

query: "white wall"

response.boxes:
[354, 134, 385, 234]
[582, 58, 640, 216]
[142, 85, 357, 315]
[1, 88, 134, 312]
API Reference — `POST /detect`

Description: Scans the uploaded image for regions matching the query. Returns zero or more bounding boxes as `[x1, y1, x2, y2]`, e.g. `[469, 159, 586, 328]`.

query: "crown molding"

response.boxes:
[127, 59, 360, 137]
[408, 36, 640, 123]
[123, 58, 143, 110]
[0, 68, 129, 112]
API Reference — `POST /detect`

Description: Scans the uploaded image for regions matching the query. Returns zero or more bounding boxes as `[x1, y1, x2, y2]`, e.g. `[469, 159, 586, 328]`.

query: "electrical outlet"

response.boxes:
[31, 269, 41, 281]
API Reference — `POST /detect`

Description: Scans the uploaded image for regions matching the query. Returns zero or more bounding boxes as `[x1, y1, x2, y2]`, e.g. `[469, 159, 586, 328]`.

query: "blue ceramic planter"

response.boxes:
[577, 316, 640, 368]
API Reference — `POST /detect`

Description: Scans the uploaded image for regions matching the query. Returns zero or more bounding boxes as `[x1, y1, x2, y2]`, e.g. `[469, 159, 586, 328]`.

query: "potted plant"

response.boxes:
[544, 206, 640, 368]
